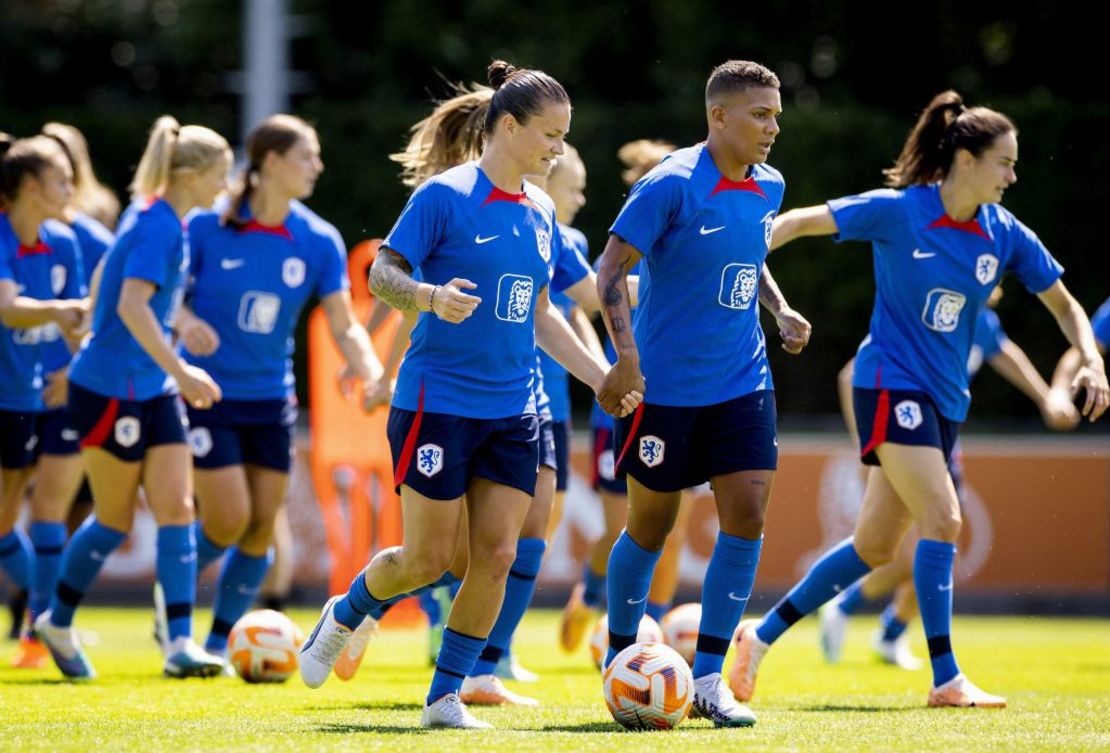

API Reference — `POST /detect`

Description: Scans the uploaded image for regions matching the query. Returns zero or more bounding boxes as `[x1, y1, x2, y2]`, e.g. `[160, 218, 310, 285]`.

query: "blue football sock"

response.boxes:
[582, 563, 606, 608]
[605, 531, 662, 667]
[332, 569, 387, 630]
[0, 528, 32, 591]
[157, 525, 198, 642]
[194, 523, 227, 574]
[837, 580, 866, 615]
[470, 537, 545, 677]
[206, 547, 273, 653]
[28, 522, 67, 622]
[427, 627, 486, 705]
[756, 537, 871, 646]
[50, 518, 126, 627]
[879, 604, 909, 643]
[645, 600, 669, 622]
[418, 589, 441, 624]
[692, 532, 762, 679]
[915, 539, 960, 686]
[367, 571, 460, 621]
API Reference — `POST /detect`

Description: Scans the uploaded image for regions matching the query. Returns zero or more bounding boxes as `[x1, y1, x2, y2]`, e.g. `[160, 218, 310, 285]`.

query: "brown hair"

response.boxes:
[617, 139, 676, 187]
[41, 122, 121, 227]
[129, 115, 230, 203]
[705, 60, 780, 103]
[391, 85, 492, 189]
[484, 59, 570, 134]
[223, 114, 316, 228]
[883, 90, 1016, 188]
[0, 133, 69, 204]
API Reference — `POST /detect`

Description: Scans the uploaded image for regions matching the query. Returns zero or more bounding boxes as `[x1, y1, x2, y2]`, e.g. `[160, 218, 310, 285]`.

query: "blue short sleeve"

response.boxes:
[0, 244, 13, 282]
[314, 224, 350, 298]
[609, 172, 683, 256]
[550, 224, 591, 295]
[1089, 296, 1110, 350]
[1005, 218, 1064, 295]
[382, 182, 449, 271]
[62, 236, 87, 299]
[827, 189, 905, 245]
[122, 217, 178, 287]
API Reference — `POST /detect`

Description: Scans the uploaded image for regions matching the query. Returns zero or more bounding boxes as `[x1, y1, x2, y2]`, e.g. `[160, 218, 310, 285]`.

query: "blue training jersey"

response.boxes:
[535, 222, 591, 421]
[0, 216, 86, 411]
[833, 183, 1063, 421]
[1090, 296, 1110, 351]
[610, 143, 784, 407]
[183, 202, 349, 400]
[70, 199, 187, 400]
[384, 162, 554, 419]
[70, 212, 114, 284]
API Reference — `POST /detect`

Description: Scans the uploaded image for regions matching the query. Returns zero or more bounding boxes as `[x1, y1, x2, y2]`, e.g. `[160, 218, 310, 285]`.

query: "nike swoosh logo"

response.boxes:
[61, 429, 80, 442]
[626, 596, 647, 605]
[912, 249, 936, 259]
[474, 234, 500, 244]
[938, 582, 954, 591]
[727, 592, 748, 602]
[699, 225, 726, 235]
[180, 553, 198, 564]
[90, 551, 105, 561]
[221, 258, 246, 270]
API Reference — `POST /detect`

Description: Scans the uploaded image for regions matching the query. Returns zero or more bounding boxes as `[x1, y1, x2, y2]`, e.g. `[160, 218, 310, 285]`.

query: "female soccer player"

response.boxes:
[300, 60, 640, 729]
[0, 134, 88, 665]
[35, 116, 231, 680]
[595, 60, 811, 727]
[731, 90, 1109, 709]
[41, 122, 121, 229]
[171, 113, 384, 662]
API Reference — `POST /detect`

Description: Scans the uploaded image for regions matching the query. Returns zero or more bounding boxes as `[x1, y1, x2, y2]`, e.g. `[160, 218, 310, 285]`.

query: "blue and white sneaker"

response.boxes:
[299, 596, 354, 689]
[690, 673, 757, 727]
[163, 637, 224, 678]
[152, 582, 168, 653]
[33, 611, 96, 680]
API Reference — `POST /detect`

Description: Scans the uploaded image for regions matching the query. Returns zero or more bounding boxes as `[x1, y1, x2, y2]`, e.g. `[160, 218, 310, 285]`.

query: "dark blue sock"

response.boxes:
[879, 604, 909, 643]
[915, 539, 960, 686]
[418, 589, 441, 623]
[645, 600, 669, 622]
[50, 518, 126, 627]
[206, 547, 273, 653]
[157, 525, 197, 642]
[756, 537, 871, 645]
[837, 580, 866, 615]
[28, 522, 67, 622]
[470, 537, 545, 677]
[427, 627, 485, 705]
[605, 531, 662, 667]
[0, 528, 32, 591]
[582, 563, 606, 608]
[692, 532, 762, 679]
[194, 522, 227, 574]
[332, 569, 386, 630]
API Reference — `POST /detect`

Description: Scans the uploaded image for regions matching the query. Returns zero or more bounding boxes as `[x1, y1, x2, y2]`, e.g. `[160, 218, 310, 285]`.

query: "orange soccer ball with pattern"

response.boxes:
[227, 609, 305, 683]
[590, 613, 663, 669]
[660, 602, 702, 666]
[602, 642, 693, 730]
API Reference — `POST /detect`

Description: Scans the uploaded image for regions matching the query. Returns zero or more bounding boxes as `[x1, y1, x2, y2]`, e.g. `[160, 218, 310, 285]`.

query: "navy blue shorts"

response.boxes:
[615, 390, 778, 493]
[37, 409, 81, 457]
[186, 398, 297, 472]
[552, 420, 569, 492]
[387, 408, 540, 500]
[69, 382, 187, 462]
[591, 426, 626, 494]
[0, 410, 39, 469]
[539, 413, 557, 472]
[853, 388, 961, 468]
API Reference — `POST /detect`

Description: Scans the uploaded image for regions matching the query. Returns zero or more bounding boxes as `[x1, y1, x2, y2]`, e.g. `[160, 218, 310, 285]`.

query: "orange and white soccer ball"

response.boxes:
[227, 609, 305, 683]
[602, 642, 693, 730]
[660, 602, 701, 666]
[590, 613, 663, 669]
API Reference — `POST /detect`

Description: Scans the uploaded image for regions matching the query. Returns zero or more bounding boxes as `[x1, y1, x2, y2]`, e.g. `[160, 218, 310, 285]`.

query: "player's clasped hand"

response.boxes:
[178, 317, 221, 357]
[431, 278, 482, 323]
[597, 358, 646, 417]
[775, 306, 812, 355]
[1072, 364, 1109, 422]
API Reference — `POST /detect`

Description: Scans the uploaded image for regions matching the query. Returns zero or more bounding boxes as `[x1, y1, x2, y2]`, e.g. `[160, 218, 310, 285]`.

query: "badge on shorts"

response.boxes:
[975, 254, 999, 285]
[639, 435, 665, 468]
[282, 257, 306, 288]
[416, 443, 444, 477]
[114, 416, 141, 448]
[188, 427, 213, 458]
[598, 449, 616, 481]
[894, 400, 923, 430]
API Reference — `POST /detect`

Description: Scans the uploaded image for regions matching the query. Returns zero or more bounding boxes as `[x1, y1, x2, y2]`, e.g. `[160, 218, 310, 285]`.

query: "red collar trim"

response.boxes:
[927, 214, 989, 240]
[710, 175, 767, 199]
[240, 219, 294, 241]
[481, 186, 535, 208]
[17, 241, 52, 258]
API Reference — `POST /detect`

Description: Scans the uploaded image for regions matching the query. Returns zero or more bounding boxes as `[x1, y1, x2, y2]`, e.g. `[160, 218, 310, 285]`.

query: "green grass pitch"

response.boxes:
[2, 609, 1108, 752]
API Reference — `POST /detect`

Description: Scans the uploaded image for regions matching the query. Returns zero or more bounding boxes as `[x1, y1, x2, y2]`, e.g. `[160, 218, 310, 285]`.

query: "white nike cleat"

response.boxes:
[163, 637, 225, 678]
[334, 615, 378, 681]
[819, 600, 850, 664]
[421, 691, 493, 729]
[299, 596, 354, 689]
[928, 674, 1006, 708]
[727, 619, 770, 702]
[33, 611, 96, 680]
[873, 630, 924, 670]
[690, 673, 757, 727]
[459, 673, 539, 706]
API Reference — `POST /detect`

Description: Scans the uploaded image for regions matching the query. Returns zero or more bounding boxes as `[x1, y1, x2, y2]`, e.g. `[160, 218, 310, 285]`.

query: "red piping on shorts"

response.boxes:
[393, 382, 425, 489]
[80, 397, 120, 449]
[860, 389, 890, 458]
[614, 403, 645, 472]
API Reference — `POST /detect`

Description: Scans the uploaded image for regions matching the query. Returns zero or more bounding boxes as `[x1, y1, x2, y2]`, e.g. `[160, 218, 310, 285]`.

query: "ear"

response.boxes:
[708, 103, 727, 130]
[500, 112, 520, 138]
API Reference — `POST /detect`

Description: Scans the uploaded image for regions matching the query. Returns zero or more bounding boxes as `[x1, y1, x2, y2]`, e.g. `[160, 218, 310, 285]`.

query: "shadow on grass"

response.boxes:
[539, 721, 621, 733]
[0, 677, 82, 686]
[317, 723, 429, 735]
[301, 701, 424, 712]
[794, 704, 915, 713]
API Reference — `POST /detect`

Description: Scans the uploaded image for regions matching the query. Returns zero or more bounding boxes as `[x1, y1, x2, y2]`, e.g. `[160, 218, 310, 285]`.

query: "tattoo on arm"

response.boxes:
[369, 250, 419, 311]
[611, 316, 627, 333]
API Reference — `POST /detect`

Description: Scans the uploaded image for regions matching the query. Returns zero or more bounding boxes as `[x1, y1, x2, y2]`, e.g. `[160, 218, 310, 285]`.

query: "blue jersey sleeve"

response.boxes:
[122, 216, 179, 288]
[313, 224, 350, 299]
[975, 308, 1007, 361]
[382, 182, 450, 272]
[550, 225, 591, 295]
[827, 189, 905, 245]
[1089, 296, 1110, 350]
[62, 236, 87, 299]
[0, 243, 13, 282]
[609, 172, 683, 256]
[1004, 217, 1064, 295]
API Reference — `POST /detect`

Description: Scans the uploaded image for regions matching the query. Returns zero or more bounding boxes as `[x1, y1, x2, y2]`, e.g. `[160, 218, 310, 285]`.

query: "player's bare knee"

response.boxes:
[853, 540, 895, 568]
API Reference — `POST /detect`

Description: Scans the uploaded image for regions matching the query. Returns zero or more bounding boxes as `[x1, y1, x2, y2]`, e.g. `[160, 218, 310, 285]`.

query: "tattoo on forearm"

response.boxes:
[612, 316, 626, 333]
[369, 250, 418, 311]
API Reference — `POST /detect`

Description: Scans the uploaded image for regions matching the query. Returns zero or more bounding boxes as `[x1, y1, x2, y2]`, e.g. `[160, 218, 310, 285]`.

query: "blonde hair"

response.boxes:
[391, 85, 492, 188]
[41, 122, 121, 227]
[617, 139, 676, 187]
[129, 115, 230, 203]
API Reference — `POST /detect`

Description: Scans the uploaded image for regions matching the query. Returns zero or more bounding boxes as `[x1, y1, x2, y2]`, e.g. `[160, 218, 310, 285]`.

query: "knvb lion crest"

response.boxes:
[975, 254, 999, 285]
[114, 416, 141, 449]
[639, 435, 665, 468]
[282, 257, 306, 288]
[894, 400, 923, 430]
[536, 228, 551, 263]
[416, 443, 444, 478]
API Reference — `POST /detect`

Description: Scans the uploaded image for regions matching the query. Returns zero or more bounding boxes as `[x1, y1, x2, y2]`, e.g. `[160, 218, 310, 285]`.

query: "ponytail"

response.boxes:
[223, 114, 314, 228]
[884, 91, 1015, 187]
[128, 115, 229, 204]
[484, 59, 569, 135]
[391, 84, 492, 189]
